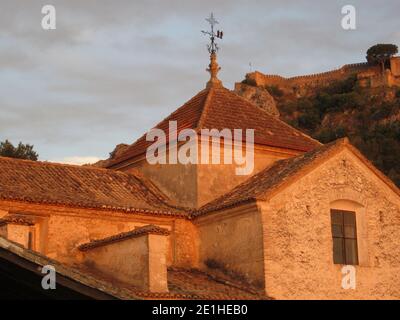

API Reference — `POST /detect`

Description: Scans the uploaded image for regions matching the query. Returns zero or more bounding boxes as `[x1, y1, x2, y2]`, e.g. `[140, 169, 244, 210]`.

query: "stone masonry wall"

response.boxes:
[0, 201, 191, 266]
[242, 59, 400, 98]
[195, 203, 265, 289]
[82, 233, 150, 289]
[124, 137, 298, 209]
[81, 232, 169, 292]
[261, 148, 400, 299]
[245, 63, 370, 93]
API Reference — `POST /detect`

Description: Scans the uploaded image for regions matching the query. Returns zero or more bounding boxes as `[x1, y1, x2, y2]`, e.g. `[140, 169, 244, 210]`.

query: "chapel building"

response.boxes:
[1, 51, 400, 299]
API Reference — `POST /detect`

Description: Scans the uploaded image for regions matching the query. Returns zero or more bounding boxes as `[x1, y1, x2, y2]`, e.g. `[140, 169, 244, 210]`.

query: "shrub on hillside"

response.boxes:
[266, 85, 284, 98]
[315, 127, 347, 143]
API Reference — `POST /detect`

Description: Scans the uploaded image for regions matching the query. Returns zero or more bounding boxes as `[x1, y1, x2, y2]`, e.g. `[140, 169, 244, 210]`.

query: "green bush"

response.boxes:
[370, 102, 394, 121]
[266, 85, 284, 98]
[276, 73, 400, 187]
[298, 110, 320, 130]
[315, 127, 347, 143]
[280, 101, 298, 114]
[241, 77, 256, 86]
[321, 75, 357, 95]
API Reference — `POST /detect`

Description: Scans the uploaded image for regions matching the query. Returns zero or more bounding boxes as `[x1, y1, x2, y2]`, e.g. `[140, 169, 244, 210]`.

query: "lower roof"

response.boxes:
[0, 156, 184, 216]
[73, 263, 268, 300]
[0, 235, 267, 300]
[0, 236, 268, 300]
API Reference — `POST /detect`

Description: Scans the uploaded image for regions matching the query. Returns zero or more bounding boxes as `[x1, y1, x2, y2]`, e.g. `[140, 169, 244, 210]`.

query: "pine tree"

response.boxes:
[0, 140, 39, 161]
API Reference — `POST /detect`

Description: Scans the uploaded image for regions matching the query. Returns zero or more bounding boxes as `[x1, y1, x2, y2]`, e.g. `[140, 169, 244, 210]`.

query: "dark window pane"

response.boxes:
[333, 238, 345, 264]
[344, 225, 357, 238]
[345, 239, 359, 265]
[28, 231, 33, 250]
[332, 224, 343, 237]
[344, 212, 356, 226]
[331, 211, 343, 224]
[331, 209, 358, 265]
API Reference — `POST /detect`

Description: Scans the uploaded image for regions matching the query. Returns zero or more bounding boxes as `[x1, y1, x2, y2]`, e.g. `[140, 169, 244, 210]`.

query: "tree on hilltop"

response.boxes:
[0, 139, 39, 161]
[366, 44, 398, 75]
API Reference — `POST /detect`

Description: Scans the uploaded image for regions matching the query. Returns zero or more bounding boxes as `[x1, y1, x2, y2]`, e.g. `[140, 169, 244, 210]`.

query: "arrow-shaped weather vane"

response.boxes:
[202, 13, 223, 54]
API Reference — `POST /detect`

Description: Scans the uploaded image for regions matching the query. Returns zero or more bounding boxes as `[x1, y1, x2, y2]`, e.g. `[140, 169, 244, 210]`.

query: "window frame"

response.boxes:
[330, 209, 359, 265]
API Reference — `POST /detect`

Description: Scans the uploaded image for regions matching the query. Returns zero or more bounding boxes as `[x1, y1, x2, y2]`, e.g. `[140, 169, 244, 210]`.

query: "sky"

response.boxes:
[0, 0, 399, 164]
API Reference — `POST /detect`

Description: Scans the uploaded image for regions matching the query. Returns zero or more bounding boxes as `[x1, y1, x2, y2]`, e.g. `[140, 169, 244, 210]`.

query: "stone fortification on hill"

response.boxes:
[236, 57, 400, 99]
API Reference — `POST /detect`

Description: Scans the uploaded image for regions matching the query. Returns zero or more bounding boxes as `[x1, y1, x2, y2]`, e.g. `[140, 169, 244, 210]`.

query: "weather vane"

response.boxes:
[202, 13, 223, 54]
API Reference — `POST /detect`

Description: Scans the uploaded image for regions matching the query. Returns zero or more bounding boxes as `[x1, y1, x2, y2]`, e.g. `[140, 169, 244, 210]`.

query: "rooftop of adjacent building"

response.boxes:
[2, 136, 398, 219]
[0, 235, 268, 300]
[0, 155, 186, 216]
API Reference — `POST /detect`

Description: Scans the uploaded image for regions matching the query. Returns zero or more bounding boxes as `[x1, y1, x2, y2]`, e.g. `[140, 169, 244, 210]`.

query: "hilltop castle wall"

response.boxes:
[242, 57, 400, 97]
[391, 57, 400, 76]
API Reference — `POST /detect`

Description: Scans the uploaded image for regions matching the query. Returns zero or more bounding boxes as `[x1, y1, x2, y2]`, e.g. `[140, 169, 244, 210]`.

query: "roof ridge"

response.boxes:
[108, 88, 209, 166]
[142, 88, 208, 138]
[0, 156, 187, 216]
[128, 169, 190, 211]
[0, 155, 162, 183]
[0, 155, 117, 173]
[226, 88, 322, 146]
[257, 139, 345, 202]
[0, 195, 186, 217]
[196, 87, 214, 129]
[78, 224, 170, 252]
[343, 140, 400, 198]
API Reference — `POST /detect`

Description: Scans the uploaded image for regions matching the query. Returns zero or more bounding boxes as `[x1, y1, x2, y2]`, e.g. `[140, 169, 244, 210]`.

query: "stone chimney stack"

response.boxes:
[77, 225, 170, 293]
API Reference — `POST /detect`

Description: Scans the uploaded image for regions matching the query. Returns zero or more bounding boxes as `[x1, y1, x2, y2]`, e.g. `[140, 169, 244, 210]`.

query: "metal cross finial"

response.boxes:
[202, 12, 223, 54]
[206, 13, 218, 29]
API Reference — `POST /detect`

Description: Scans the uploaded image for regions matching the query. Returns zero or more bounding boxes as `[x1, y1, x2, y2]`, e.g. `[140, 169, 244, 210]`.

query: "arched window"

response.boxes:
[331, 209, 359, 265]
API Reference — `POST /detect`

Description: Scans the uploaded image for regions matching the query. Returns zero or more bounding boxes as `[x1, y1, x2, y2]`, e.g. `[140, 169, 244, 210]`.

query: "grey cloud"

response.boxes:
[0, 0, 399, 161]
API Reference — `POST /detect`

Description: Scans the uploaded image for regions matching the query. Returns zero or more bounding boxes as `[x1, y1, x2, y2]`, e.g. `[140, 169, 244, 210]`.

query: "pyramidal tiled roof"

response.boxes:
[106, 86, 321, 167]
[0, 156, 185, 216]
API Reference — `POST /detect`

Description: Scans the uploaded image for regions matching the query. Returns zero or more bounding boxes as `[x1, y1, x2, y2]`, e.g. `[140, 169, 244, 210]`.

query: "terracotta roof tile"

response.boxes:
[1, 214, 35, 226]
[164, 267, 268, 300]
[106, 86, 321, 167]
[0, 157, 185, 216]
[74, 264, 269, 299]
[1, 234, 269, 299]
[78, 224, 170, 252]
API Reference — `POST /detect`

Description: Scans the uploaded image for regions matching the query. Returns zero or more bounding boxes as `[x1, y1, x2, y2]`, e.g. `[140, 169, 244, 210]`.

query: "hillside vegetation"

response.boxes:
[270, 77, 400, 185]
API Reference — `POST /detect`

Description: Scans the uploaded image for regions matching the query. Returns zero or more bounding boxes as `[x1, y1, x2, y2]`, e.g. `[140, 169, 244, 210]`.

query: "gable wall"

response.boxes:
[194, 203, 265, 289]
[131, 161, 198, 208]
[117, 136, 300, 208]
[260, 149, 400, 299]
[196, 140, 299, 208]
